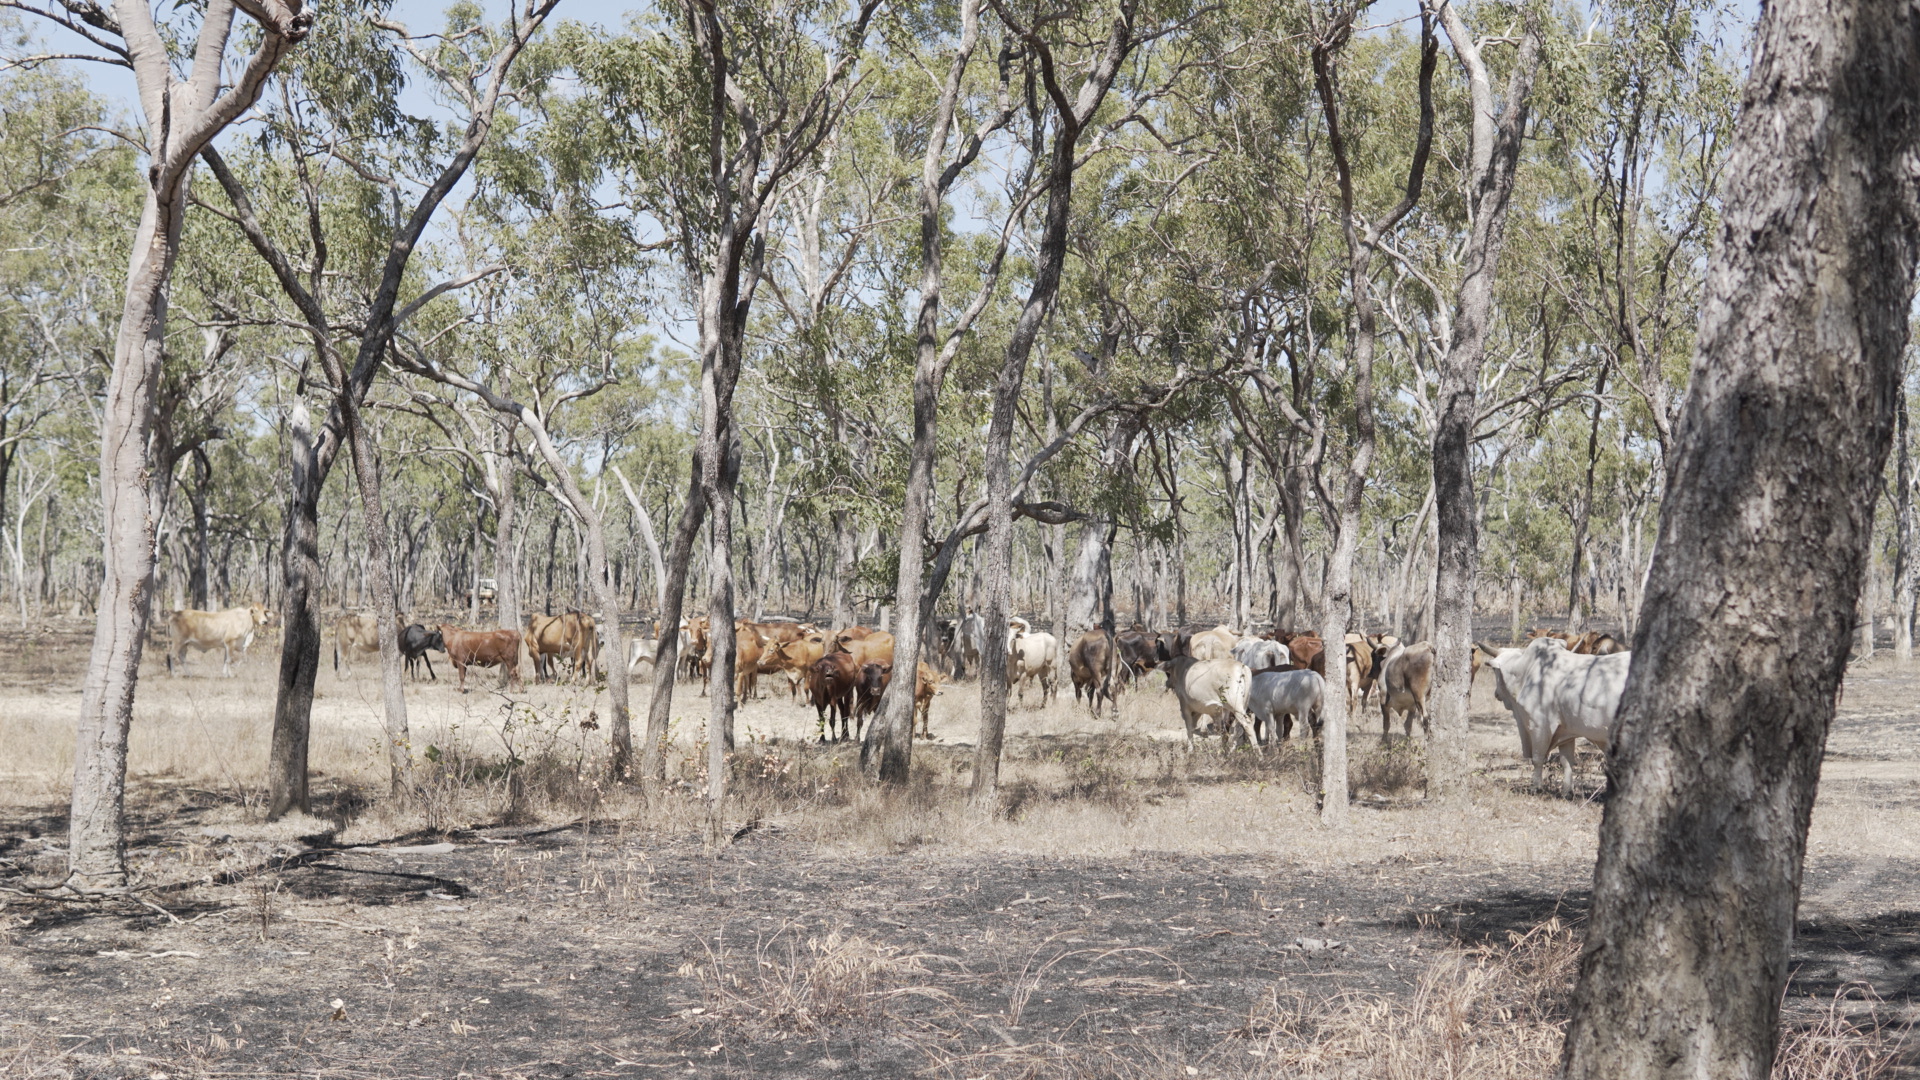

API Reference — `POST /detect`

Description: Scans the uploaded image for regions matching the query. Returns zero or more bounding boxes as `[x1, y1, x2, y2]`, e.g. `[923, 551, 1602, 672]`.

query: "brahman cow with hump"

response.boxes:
[1378, 641, 1434, 742]
[1248, 668, 1323, 745]
[167, 603, 275, 677]
[439, 625, 523, 692]
[1486, 636, 1628, 797]
[1185, 625, 1239, 662]
[1231, 636, 1290, 675]
[1006, 621, 1059, 706]
[1162, 656, 1254, 749]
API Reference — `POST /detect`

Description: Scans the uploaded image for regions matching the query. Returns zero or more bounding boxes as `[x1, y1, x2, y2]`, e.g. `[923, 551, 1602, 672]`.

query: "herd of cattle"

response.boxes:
[157, 601, 1635, 796]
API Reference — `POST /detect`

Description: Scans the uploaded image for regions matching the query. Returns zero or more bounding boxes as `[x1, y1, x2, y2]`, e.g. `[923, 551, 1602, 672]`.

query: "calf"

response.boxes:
[913, 662, 941, 739]
[439, 626, 523, 692]
[168, 603, 275, 677]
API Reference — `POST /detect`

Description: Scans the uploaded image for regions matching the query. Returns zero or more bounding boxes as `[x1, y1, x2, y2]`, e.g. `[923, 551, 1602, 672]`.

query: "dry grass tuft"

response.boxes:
[1352, 740, 1427, 799]
[680, 924, 958, 1039]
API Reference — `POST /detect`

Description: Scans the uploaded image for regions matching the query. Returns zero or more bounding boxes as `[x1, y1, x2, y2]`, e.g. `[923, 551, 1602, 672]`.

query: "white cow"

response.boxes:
[1248, 669, 1323, 745]
[958, 612, 987, 678]
[1486, 637, 1629, 796]
[1006, 623, 1059, 706]
[1231, 636, 1291, 675]
[1163, 656, 1254, 749]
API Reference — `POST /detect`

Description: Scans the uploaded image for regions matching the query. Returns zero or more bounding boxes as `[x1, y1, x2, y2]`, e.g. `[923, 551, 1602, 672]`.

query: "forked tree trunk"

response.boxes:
[1426, 4, 1541, 804]
[1310, 6, 1434, 827]
[1558, 0, 1920, 1072]
[70, 0, 307, 885]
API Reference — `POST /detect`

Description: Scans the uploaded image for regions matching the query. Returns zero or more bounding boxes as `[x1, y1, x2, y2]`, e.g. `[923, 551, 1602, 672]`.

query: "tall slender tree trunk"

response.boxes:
[968, 7, 1134, 813]
[267, 410, 324, 820]
[332, 377, 411, 794]
[1559, 0, 1920, 1070]
[1567, 370, 1608, 629]
[1427, 5, 1541, 803]
[643, 466, 705, 784]
[72, 0, 310, 881]
[70, 181, 186, 890]
[1896, 369, 1914, 661]
[1311, 6, 1434, 827]
[495, 428, 522, 634]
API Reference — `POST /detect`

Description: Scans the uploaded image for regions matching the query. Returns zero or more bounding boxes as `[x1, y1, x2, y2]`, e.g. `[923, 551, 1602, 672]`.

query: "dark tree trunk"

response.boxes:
[1427, 5, 1541, 803]
[267, 406, 324, 820]
[1897, 370, 1914, 661]
[642, 465, 705, 784]
[188, 449, 211, 610]
[1559, 0, 1920, 1072]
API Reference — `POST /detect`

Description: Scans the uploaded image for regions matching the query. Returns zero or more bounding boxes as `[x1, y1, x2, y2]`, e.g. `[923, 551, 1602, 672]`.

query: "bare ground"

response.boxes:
[1, 624, 1916, 1077]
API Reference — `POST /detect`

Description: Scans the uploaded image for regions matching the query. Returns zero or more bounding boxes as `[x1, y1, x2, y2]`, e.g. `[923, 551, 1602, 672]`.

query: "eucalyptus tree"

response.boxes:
[201, 0, 559, 815]
[864, 0, 1024, 783]
[2, 0, 310, 888]
[1308, 1, 1436, 826]
[1559, 0, 1920, 1070]
[561, 2, 882, 805]
[967, 0, 1147, 812]
[1423, 0, 1543, 802]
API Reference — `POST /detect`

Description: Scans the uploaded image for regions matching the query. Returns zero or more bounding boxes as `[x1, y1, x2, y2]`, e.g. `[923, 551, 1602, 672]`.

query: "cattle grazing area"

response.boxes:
[1, 623, 1914, 1077]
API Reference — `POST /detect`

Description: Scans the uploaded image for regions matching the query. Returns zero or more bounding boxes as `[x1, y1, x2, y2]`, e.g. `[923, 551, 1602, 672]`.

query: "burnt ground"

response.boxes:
[4, 622, 1920, 1077]
[1, 815, 1917, 1078]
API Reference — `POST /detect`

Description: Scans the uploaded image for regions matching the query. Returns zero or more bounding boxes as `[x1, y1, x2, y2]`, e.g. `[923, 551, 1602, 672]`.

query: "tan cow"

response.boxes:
[1186, 625, 1239, 661]
[527, 612, 596, 682]
[1378, 641, 1435, 743]
[764, 633, 827, 700]
[913, 662, 941, 739]
[168, 603, 275, 677]
[334, 613, 381, 676]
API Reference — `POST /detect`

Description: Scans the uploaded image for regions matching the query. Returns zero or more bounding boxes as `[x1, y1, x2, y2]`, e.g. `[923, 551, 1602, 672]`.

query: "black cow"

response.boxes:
[1117, 629, 1174, 678]
[399, 623, 444, 681]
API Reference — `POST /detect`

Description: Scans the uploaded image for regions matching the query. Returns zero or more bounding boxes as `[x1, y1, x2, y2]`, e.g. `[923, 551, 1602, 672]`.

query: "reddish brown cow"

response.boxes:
[1280, 633, 1327, 678]
[438, 626, 523, 692]
[808, 652, 861, 743]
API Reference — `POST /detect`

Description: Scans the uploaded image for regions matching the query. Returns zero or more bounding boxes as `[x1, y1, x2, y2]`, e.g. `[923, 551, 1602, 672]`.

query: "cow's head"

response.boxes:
[251, 603, 275, 627]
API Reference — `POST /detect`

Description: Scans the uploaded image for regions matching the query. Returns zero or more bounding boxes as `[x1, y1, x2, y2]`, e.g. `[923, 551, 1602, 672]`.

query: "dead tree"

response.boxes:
[1558, 0, 1920, 1072]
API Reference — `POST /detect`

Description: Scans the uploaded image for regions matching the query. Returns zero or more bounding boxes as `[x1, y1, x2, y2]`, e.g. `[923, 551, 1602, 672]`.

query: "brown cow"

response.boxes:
[842, 633, 895, 668]
[527, 612, 595, 683]
[439, 626, 523, 692]
[1280, 633, 1328, 679]
[808, 652, 861, 742]
[913, 661, 941, 739]
[764, 632, 827, 700]
[1344, 633, 1376, 704]
[683, 616, 711, 682]
[734, 626, 763, 700]
[854, 661, 893, 733]
[1068, 630, 1120, 716]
